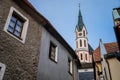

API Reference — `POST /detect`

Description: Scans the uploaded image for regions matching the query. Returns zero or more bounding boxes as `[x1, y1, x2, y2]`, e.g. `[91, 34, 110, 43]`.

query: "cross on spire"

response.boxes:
[79, 3, 80, 10]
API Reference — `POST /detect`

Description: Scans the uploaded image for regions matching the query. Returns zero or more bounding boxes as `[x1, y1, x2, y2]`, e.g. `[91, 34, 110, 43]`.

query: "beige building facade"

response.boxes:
[94, 40, 120, 80]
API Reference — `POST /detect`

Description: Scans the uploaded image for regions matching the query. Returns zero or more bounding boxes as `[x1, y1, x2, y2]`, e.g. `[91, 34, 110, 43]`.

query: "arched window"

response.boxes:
[83, 30, 85, 36]
[76, 41, 78, 48]
[84, 40, 86, 47]
[85, 54, 87, 60]
[81, 54, 83, 60]
[80, 40, 82, 47]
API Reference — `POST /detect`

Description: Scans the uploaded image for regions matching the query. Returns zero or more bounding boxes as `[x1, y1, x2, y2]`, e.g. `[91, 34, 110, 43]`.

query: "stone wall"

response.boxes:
[0, 0, 42, 80]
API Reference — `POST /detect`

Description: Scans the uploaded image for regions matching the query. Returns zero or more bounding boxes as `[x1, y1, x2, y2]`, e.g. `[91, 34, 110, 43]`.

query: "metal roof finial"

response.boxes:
[79, 3, 80, 10]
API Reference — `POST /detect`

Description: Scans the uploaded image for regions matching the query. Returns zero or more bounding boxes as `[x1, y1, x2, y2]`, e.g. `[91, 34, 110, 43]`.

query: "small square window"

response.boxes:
[49, 41, 58, 62]
[4, 7, 29, 43]
[7, 12, 24, 39]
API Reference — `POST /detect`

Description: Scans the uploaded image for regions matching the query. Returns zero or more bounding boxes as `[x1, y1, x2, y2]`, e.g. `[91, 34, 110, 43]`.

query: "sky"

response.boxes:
[29, 0, 120, 50]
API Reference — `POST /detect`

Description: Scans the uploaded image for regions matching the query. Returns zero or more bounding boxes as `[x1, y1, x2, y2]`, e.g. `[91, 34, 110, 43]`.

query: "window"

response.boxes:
[0, 67, 1, 71]
[85, 54, 87, 60]
[76, 41, 78, 48]
[0, 62, 6, 80]
[80, 39, 82, 47]
[7, 13, 24, 39]
[4, 7, 29, 43]
[83, 30, 85, 36]
[81, 54, 83, 60]
[49, 41, 58, 62]
[84, 40, 86, 47]
[68, 58, 73, 74]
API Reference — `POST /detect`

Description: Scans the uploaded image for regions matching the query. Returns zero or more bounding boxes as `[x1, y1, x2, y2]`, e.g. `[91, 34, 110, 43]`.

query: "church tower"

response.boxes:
[75, 4, 94, 80]
[75, 5, 92, 63]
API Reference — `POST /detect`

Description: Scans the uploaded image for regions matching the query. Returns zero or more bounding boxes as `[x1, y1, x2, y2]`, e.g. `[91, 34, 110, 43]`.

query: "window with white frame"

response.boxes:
[68, 58, 73, 74]
[49, 41, 58, 62]
[4, 7, 29, 43]
[0, 62, 6, 80]
[80, 39, 82, 47]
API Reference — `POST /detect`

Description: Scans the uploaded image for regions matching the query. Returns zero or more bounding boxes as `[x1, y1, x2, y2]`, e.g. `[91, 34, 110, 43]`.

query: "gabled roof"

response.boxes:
[13, 0, 81, 68]
[93, 42, 119, 62]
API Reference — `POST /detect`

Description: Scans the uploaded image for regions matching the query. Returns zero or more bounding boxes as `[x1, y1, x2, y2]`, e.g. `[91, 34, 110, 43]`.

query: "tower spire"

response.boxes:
[78, 3, 84, 26]
[76, 3, 84, 32]
[78, 3, 81, 17]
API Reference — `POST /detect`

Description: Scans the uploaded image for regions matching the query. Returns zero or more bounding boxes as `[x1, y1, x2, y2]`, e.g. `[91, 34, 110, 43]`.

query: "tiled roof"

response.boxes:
[93, 42, 119, 62]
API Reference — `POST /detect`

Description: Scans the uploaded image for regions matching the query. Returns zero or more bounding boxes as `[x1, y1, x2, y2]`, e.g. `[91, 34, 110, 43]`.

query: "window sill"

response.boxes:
[68, 71, 73, 76]
[49, 58, 57, 64]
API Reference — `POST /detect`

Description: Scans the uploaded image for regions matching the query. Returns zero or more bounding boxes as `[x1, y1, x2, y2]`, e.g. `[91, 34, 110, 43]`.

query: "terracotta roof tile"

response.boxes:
[93, 42, 119, 62]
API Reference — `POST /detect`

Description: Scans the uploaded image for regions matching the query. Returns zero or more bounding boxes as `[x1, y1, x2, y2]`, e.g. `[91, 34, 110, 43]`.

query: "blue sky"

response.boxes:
[29, 0, 120, 49]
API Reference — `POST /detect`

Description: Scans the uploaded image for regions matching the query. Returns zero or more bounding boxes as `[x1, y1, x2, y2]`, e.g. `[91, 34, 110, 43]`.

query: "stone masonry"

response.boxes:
[0, 0, 42, 80]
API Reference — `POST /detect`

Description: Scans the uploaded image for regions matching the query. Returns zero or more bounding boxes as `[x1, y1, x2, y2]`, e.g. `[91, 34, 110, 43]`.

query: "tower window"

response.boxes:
[83, 30, 85, 36]
[76, 41, 78, 48]
[84, 40, 86, 47]
[81, 54, 83, 60]
[80, 40, 82, 47]
[85, 54, 87, 60]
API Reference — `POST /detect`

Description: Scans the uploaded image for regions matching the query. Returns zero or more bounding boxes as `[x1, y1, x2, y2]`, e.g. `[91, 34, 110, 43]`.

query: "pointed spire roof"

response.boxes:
[76, 3, 85, 32]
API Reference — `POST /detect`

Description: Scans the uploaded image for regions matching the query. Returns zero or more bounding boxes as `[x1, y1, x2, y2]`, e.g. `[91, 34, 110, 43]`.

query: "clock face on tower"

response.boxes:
[79, 33, 82, 36]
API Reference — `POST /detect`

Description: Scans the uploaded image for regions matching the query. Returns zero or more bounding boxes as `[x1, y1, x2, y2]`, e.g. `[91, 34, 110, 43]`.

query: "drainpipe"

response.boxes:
[106, 60, 112, 80]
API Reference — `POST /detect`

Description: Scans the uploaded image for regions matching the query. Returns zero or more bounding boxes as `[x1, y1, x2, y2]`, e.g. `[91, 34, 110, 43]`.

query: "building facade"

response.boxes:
[37, 24, 80, 80]
[112, 7, 120, 50]
[94, 40, 120, 80]
[75, 5, 94, 80]
[0, 0, 81, 80]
